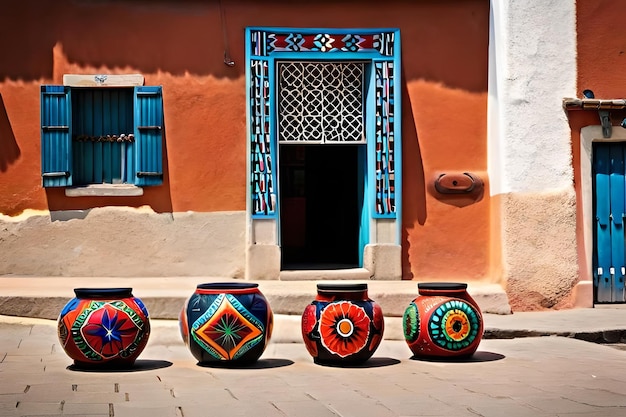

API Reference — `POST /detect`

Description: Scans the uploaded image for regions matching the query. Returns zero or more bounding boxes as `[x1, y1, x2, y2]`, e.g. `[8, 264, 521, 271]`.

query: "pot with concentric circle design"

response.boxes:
[301, 283, 384, 365]
[57, 288, 150, 369]
[403, 283, 483, 359]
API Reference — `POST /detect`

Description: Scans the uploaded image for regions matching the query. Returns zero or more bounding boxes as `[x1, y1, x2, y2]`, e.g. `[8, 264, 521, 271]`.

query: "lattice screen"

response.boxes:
[277, 62, 364, 143]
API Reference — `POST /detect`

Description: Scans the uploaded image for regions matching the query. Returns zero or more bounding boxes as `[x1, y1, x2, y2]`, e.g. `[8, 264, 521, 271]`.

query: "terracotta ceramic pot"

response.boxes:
[403, 282, 484, 359]
[179, 282, 273, 365]
[57, 288, 150, 368]
[301, 283, 384, 365]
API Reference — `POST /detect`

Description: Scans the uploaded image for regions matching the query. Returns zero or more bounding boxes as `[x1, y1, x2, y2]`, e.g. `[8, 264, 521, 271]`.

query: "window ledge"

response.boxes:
[65, 184, 144, 197]
[63, 74, 144, 87]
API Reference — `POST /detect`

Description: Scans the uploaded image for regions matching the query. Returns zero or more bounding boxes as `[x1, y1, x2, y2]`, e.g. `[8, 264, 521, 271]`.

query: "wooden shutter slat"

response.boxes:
[133, 86, 164, 186]
[41, 85, 72, 187]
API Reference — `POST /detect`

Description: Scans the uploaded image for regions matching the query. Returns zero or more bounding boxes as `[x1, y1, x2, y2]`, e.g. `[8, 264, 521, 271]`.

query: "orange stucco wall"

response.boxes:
[0, 0, 489, 281]
[571, 0, 626, 282]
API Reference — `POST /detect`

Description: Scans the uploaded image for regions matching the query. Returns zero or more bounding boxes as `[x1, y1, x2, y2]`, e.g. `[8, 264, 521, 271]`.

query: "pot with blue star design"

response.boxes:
[403, 283, 484, 359]
[179, 282, 273, 366]
[57, 288, 150, 369]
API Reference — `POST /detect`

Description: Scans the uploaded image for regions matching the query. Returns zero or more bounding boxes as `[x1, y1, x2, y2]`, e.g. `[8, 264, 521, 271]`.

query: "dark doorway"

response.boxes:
[280, 144, 362, 269]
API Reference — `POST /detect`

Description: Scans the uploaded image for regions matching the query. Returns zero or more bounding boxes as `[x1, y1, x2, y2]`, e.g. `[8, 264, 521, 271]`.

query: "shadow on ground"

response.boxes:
[196, 358, 295, 369]
[410, 351, 505, 363]
[67, 359, 173, 372]
[311, 357, 401, 368]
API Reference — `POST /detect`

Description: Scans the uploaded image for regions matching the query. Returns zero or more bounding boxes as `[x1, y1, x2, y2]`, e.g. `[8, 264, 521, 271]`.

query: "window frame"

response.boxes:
[245, 27, 402, 220]
[40, 84, 164, 189]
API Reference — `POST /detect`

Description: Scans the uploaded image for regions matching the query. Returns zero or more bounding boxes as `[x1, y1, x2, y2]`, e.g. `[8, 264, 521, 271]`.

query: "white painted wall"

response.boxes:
[488, 0, 577, 195]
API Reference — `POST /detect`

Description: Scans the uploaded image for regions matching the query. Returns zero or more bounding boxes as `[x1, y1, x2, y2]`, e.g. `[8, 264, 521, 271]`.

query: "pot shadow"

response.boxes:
[410, 351, 505, 363]
[67, 359, 173, 373]
[196, 358, 294, 369]
[313, 357, 401, 369]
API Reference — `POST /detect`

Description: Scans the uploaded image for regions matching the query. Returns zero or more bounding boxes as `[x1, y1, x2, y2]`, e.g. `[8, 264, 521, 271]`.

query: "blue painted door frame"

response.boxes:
[245, 27, 402, 268]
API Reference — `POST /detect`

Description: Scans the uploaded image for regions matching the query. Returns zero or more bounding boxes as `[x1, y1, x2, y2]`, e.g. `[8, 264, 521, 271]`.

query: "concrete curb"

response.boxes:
[0, 277, 513, 320]
[3, 313, 626, 346]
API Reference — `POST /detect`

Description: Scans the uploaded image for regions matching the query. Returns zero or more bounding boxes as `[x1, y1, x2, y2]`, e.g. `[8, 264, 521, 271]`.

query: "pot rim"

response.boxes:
[73, 288, 133, 298]
[316, 283, 368, 292]
[417, 282, 468, 291]
[196, 282, 259, 290]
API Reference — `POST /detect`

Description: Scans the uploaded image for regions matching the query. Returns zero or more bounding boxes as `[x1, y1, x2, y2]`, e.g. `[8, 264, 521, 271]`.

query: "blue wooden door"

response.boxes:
[593, 142, 626, 302]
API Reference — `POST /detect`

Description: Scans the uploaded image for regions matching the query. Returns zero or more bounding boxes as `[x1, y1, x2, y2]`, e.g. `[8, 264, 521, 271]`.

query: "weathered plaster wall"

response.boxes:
[0, 208, 245, 277]
[403, 80, 489, 281]
[0, 0, 491, 282]
[498, 191, 578, 308]
[488, 1, 578, 309]
[0, 1, 247, 215]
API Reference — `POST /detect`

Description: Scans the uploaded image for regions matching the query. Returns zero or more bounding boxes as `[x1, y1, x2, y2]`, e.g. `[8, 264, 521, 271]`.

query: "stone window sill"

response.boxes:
[65, 184, 143, 197]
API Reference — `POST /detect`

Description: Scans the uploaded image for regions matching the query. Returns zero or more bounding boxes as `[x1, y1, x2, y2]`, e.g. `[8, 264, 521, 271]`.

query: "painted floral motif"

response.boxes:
[207, 313, 255, 352]
[81, 304, 140, 358]
[402, 301, 420, 343]
[372, 302, 384, 331]
[368, 302, 384, 351]
[428, 299, 480, 351]
[302, 304, 317, 335]
[319, 301, 370, 358]
[444, 310, 470, 341]
[313, 33, 333, 51]
[301, 304, 319, 357]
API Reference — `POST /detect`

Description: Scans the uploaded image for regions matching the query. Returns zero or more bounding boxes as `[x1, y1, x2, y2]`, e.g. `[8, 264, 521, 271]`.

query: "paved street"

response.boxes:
[1, 316, 626, 417]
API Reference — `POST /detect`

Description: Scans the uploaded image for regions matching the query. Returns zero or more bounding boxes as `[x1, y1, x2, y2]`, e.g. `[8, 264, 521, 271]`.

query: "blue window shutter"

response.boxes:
[133, 86, 163, 186]
[40, 85, 72, 187]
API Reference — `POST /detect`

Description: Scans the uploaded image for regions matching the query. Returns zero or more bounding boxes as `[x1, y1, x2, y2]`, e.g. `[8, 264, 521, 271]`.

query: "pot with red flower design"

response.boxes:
[57, 288, 150, 369]
[403, 282, 484, 359]
[301, 283, 384, 365]
[179, 282, 273, 366]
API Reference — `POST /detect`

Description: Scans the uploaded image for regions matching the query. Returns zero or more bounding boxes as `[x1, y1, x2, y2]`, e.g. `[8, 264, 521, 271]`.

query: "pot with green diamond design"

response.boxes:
[179, 282, 273, 366]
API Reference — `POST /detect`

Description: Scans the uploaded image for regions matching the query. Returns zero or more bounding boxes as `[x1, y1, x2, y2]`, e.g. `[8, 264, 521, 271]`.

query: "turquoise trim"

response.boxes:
[268, 59, 279, 220]
[245, 27, 402, 246]
[357, 145, 369, 267]
[245, 32, 254, 217]
[247, 27, 398, 58]
[247, 27, 400, 34]
[392, 34, 402, 243]
[365, 62, 377, 233]
[269, 51, 382, 61]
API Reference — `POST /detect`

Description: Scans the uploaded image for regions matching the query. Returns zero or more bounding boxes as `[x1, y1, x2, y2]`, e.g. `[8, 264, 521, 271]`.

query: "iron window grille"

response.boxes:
[277, 61, 365, 144]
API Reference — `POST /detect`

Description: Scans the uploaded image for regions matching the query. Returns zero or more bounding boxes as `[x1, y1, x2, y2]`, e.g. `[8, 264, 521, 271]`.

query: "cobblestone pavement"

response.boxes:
[1, 317, 626, 417]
